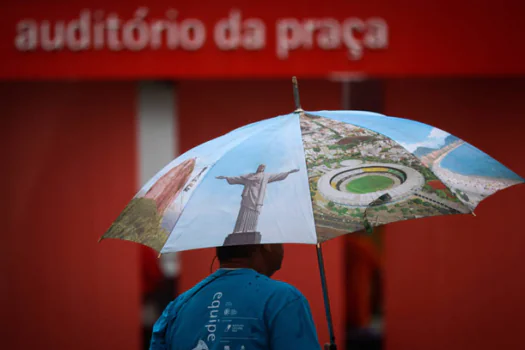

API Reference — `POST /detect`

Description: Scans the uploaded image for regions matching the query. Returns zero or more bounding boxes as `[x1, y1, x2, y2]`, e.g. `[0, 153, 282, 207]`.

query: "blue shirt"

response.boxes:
[150, 268, 320, 350]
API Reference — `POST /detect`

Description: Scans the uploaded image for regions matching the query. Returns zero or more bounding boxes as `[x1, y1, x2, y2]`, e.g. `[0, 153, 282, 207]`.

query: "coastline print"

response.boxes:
[413, 132, 522, 210]
[426, 142, 522, 208]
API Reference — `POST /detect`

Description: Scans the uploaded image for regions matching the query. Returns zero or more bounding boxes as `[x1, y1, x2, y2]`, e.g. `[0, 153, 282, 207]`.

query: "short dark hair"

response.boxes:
[216, 245, 258, 262]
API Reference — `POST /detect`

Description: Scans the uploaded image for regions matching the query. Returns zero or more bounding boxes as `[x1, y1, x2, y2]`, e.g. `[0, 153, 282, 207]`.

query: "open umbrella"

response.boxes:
[100, 78, 523, 349]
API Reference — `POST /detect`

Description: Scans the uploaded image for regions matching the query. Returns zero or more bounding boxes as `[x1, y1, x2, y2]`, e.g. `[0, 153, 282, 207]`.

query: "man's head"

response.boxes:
[256, 164, 266, 173]
[216, 243, 284, 277]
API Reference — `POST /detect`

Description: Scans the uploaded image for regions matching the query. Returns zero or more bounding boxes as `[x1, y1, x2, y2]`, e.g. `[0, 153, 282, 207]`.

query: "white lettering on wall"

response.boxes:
[179, 19, 206, 50]
[40, 20, 65, 51]
[122, 7, 150, 51]
[13, 8, 388, 60]
[275, 16, 389, 60]
[15, 20, 38, 51]
[14, 8, 207, 53]
[213, 9, 266, 51]
[66, 9, 91, 51]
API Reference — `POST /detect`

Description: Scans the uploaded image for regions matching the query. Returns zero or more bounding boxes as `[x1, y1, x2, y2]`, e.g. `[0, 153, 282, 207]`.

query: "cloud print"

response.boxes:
[400, 127, 450, 152]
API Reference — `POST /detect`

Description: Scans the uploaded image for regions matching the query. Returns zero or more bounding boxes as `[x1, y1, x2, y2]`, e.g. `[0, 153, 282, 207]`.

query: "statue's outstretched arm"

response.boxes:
[216, 175, 245, 185]
[267, 169, 299, 183]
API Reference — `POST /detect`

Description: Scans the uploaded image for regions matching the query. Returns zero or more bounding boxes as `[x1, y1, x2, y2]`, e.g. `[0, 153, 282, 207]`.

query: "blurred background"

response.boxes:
[2, 1, 525, 350]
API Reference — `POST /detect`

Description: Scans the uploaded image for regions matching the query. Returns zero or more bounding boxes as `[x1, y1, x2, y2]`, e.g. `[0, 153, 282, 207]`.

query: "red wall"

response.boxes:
[3, 77, 522, 350]
[0, 82, 140, 350]
[384, 78, 525, 350]
[177, 79, 347, 348]
[2, 1, 525, 79]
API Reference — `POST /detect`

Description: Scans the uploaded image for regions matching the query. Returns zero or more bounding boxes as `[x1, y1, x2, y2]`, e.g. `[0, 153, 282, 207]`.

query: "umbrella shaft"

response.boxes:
[292, 76, 302, 111]
[316, 243, 337, 348]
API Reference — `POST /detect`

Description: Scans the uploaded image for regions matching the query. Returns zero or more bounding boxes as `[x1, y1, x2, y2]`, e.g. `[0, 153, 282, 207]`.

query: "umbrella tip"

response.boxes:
[97, 236, 104, 243]
[472, 211, 476, 217]
[292, 76, 302, 112]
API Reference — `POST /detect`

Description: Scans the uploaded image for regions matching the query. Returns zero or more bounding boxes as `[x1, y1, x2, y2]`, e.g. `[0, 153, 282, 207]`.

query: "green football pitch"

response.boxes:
[346, 175, 394, 194]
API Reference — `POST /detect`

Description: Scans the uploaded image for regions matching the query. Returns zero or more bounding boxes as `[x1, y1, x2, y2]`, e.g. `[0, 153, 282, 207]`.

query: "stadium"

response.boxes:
[317, 161, 425, 207]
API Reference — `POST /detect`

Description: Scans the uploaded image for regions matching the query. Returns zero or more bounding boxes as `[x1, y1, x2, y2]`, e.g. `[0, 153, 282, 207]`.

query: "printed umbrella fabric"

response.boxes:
[100, 111, 524, 253]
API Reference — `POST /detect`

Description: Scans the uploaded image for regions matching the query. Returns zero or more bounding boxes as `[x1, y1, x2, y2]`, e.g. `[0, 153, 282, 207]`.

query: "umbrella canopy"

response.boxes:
[101, 110, 523, 253]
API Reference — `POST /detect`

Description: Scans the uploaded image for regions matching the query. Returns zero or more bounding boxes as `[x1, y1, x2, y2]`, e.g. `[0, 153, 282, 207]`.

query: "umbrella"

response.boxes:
[100, 78, 523, 349]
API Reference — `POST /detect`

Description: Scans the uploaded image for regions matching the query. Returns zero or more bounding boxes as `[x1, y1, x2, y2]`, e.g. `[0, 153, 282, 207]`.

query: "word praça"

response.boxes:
[276, 16, 388, 60]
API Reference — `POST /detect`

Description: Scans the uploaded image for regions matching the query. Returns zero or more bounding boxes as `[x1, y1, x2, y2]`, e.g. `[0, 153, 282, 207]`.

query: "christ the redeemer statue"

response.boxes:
[216, 164, 299, 245]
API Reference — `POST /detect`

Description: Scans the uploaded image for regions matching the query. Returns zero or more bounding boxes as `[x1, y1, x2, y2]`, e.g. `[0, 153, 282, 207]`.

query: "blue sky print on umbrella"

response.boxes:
[162, 114, 317, 252]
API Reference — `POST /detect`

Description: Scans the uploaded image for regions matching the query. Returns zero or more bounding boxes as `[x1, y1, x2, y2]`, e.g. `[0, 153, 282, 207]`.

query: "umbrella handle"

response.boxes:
[316, 243, 337, 350]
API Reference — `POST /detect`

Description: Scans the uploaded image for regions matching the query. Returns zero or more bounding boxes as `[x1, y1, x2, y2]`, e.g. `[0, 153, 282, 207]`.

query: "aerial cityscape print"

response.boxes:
[300, 112, 523, 241]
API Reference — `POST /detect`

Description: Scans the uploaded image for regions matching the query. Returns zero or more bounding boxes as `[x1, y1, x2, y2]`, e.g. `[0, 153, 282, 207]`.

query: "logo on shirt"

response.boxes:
[192, 339, 209, 350]
[205, 292, 223, 343]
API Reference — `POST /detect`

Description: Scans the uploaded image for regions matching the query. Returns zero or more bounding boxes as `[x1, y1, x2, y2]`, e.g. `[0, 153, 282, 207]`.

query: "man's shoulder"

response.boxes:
[267, 279, 304, 298]
[261, 278, 311, 326]
[257, 276, 307, 305]
[172, 272, 218, 305]
[175, 288, 192, 303]
[164, 288, 190, 314]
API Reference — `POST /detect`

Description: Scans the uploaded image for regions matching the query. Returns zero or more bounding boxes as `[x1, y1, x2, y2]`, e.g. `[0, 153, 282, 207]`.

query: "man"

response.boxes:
[150, 244, 321, 350]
